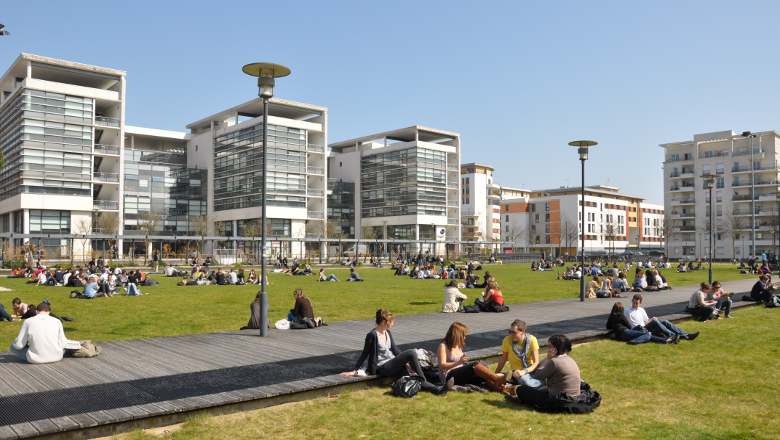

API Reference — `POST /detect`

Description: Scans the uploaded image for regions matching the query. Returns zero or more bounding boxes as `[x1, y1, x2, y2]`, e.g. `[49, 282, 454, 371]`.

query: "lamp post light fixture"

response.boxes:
[569, 140, 597, 302]
[742, 131, 758, 259]
[702, 174, 721, 284]
[0, 24, 9, 36]
[243, 62, 291, 337]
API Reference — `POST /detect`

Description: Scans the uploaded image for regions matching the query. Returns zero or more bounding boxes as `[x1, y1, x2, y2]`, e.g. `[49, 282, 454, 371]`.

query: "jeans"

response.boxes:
[509, 371, 546, 388]
[717, 299, 732, 317]
[621, 329, 668, 344]
[287, 312, 298, 323]
[376, 349, 439, 393]
[645, 319, 688, 338]
[9, 343, 65, 362]
[689, 305, 716, 322]
[456, 297, 465, 311]
[126, 283, 141, 296]
[0, 304, 13, 321]
[323, 274, 339, 281]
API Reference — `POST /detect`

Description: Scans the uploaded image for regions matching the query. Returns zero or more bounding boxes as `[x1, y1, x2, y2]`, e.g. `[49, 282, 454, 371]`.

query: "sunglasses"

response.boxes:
[508, 330, 522, 335]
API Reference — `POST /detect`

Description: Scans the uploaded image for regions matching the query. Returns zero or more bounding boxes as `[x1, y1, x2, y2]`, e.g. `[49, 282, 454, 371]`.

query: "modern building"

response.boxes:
[500, 185, 664, 257]
[328, 126, 461, 256]
[0, 53, 327, 260]
[661, 130, 780, 260]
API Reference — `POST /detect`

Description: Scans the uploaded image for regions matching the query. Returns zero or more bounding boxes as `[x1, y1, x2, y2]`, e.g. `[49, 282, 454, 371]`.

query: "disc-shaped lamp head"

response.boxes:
[242, 63, 291, 98]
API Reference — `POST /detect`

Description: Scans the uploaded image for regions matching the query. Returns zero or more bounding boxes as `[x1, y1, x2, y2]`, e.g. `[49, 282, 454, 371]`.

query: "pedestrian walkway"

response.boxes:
[0, 278, 759, 439]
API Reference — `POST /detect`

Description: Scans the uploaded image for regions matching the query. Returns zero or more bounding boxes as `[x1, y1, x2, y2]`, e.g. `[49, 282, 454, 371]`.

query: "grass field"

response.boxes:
[0, 263, 754, 347]
[111, 304, 780, 440]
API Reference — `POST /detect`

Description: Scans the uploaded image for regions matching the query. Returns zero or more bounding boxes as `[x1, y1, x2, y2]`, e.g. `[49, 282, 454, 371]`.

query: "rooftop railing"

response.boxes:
[94, 172, 119, 183]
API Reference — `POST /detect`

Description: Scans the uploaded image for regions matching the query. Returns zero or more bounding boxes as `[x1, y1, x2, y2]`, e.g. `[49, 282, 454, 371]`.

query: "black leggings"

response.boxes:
[445, 362, 481, 386]
[376, 350, 439, 393]
[516, 385, 550, 405]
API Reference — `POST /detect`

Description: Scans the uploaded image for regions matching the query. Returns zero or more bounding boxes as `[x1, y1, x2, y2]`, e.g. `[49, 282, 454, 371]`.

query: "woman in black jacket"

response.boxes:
[606, 302, 676, 345]
[340, 309, 453, 395]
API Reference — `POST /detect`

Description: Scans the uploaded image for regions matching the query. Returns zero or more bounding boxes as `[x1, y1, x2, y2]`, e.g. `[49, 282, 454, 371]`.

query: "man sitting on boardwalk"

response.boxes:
[10, 302, 73, 364]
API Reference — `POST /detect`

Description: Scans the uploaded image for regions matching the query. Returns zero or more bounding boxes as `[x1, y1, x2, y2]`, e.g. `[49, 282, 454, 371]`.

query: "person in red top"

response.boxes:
[483, 279, 504, 305]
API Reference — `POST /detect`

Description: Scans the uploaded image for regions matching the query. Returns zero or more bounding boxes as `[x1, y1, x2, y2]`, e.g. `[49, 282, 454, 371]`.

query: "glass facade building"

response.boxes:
[361, 147, 447, 218]
[213, 123, 308, 212]
[327, 180, 355, 238]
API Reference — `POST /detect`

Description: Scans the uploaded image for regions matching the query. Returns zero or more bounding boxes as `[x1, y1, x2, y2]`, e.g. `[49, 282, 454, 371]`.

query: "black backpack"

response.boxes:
[486, 301, 510, 313]
[392, 375, 423, 398]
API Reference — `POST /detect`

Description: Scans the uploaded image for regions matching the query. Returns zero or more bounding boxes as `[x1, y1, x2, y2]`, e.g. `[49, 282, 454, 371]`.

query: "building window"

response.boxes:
[505, 215, 509, 222]
[29, 210, 70, 234]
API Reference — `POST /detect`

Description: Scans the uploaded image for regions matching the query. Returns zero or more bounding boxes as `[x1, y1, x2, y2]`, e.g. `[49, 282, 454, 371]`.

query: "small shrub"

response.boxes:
[357, 262, 363, 267]
[51, 263, 76, 269]
[336, 260, 345, 265]
[3, 259, 27, 269]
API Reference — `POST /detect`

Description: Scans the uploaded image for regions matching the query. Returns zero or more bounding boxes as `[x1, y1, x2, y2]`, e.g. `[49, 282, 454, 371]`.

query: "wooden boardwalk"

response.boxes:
[0, 278, 759, 439]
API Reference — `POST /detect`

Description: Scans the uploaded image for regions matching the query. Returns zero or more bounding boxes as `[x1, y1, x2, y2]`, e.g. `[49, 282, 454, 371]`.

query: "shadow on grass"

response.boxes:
[482, 397, 529, 411]
[409, 301, 438, 306]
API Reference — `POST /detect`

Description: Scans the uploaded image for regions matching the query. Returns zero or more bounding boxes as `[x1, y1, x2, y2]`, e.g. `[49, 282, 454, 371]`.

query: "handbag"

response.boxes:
[392, 375, 423, 398]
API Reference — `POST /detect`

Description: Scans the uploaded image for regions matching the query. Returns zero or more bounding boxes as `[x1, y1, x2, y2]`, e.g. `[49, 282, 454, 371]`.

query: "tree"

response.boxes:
[602, 214, 621, 257]
[74, 216, 92, 262]
[660, 211, 679, 257]
[548, 221, 562, 258]
[137, 211, 163, 263]
[190, 214, 219, 261]
[722, 211, 748, 260]
[240, 220, 263, 264]
[504, 217, 528, 253]
[559, 214, 579, 259]
[94, 212, 120, 261]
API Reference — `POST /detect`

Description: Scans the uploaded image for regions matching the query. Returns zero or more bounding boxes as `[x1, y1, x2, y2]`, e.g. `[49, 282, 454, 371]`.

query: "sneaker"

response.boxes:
[438, 377, 455, 396]
[664, 336, 675, 344]
[672, 334, 680, 344]
[685, 331, 701, 341]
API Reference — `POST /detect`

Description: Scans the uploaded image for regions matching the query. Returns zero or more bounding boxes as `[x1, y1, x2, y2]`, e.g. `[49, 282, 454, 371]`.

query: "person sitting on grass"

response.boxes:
[125, 271, 142, 296]
[632, 268, 647, 292]
[438, 322, 510, 392]
[476, 279, 504, 308]
[317, 268, 339, 282]
[442, 280, 467, 313]
[10, 302, 73, 364]
[227, 268, 238, 284]
[586, 275, 602, 298]
[8, 267, 25, 278]
[303, 264, 313, 275]
[686, 282, 720, 322]
[248, 270, 257, 284]
[475, 271, 493, 289]
[288, 289, 315, 323]
[607, 302, 677, 344]
[339, 309, 454, 395]
[494, 319, 544, 390]
[346, 268, 363, 282]
[11, 298, 30, 319]
[708, 281, 733, 318]
[750, 274, 776, 303]
[464, 270, 478, 288]
[625, 294, 699, 341]
[653, 269, 669, 290]
[215, 269, 228, 285]
[456, 267, 466, 279]
[508, 334, 581, 406]
[562, 267, 574, 280]
[677, 262, 687, 273]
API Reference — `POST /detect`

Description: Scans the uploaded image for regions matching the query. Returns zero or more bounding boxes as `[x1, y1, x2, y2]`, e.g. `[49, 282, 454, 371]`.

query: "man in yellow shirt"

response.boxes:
[494, 319, 545, 388]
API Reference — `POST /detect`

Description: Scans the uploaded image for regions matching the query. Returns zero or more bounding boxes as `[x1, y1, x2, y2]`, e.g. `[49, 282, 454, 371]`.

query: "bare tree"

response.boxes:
[241, 220, 264, 264]
[137, 211, 163, 263]
[559, 214, 579, 259]
[660, 211, 679, 257]
[73, 216, 92, 262]
[504, 217, 528, 253]
[94, 212, 120, 261]
[722, 210, 748, 260]
[602, 214, 621, 257]
[548, 221, 562, 258]
[190, 214, 220, 260]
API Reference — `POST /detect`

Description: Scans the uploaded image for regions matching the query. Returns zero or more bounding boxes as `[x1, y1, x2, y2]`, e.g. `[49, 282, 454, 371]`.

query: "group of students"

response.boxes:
[442, 274, 503, 313]
[341, 310, 599, 411]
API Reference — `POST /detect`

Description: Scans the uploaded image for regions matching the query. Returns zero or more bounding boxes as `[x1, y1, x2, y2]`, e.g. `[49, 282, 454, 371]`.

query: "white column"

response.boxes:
[22, 209, 29, 245]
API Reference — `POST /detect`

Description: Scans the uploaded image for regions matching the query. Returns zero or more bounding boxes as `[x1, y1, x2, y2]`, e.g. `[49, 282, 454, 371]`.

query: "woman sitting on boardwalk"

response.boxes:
[340, 309, 454, 395]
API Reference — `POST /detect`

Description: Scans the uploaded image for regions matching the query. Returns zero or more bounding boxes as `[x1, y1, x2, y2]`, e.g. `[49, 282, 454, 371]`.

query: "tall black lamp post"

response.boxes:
[569, 140, 597, 301]
[243, 62, 291, 337]
[702, 174, 721, 284]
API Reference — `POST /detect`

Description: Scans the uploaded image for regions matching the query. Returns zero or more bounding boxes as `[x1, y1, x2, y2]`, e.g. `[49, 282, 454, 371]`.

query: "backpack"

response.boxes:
[486, 301, 510, 313]
[463, 305, 480, 313]
[290, 321, 308, 329]
[392, 375, 423, 398]
[66, 340, 101, 358]
[766, 295, 780, 308]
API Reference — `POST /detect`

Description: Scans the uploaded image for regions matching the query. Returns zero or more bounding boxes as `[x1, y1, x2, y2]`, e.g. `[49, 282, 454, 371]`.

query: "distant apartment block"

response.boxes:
[661, 130, 780, 260]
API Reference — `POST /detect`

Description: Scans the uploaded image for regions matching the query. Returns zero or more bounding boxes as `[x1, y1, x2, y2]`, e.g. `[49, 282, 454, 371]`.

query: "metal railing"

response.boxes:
[307, 211, 324, 219]
[94, 116, 120, 127]
[733, 180, 779, 187]
[307, 144, 325, 152]
[447, 218, 459, 225]
[94, 144, 120, 155]
[94, 172, 119, 182]
[447, 165, 459, 171]
[672, 212, 696, 218]
[732, 163, 780, 172]
[671, 199, 696, 204]
[679, 226, 696, 231]
[307, 167, 324, 175]
[447, 183, 458, 189]
[697, 150, 728, 159]
[733, 148, 764, 156]
[307, 189, 324, 197]
[447, 201, 459, 206]
[732, 194, 759, 201]
[93, 200, 119, 210]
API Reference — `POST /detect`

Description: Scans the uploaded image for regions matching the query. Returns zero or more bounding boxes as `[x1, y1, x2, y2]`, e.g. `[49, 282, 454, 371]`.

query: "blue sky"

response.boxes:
[2, 1, 779, 204]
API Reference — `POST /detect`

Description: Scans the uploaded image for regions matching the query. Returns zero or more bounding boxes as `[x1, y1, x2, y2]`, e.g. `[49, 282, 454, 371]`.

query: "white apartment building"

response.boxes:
[501, 185, 664, 257]
[328, 126, 461, 255]
[661, 130, 780, 260]
[0, 53, 327, 260]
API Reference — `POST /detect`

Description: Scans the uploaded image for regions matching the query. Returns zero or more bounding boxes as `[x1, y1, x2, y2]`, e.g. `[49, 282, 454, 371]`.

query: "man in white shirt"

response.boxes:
[99, 270, 109, 284]
[11, 302, 72, 364]
[227, 269, 238, 285]
[624, 294, 699, 341]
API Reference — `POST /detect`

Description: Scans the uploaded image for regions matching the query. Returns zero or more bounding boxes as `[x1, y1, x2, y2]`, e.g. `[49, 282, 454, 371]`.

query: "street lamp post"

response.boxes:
[243, 62, 291, 337]
[776, 191, 780, 257]
[702, 174, 721, 284]
[569, 140, 597, 302]
[743, 131, 758, 259]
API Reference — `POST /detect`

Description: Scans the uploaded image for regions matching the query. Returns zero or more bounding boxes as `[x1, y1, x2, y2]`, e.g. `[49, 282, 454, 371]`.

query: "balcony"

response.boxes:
[670, 172, 694, 179]
[733, 148, 764, 157]
[462, 220, 483, 227]
[732, 194, 759, 201]
[697, 150, 728, 159]
[447, 164, 459, 171]
[671, 199, 695, 205]
[733, 180, 779, 188]
[732, 163, 780, 173]
[672, 212, 696, 218]
[447, 218, 459, 225]
[307, 211, 324, 219]
[487, 192, 500, 199]
[307, 189, 324, 197]
[463, 232, 483, 239]
[307, 144, 325, 153]
[447, 201, 459, 207]
[93, 200, 119, 210]
[306, 167, 324, 175]
[94, 172, 119, 183]
[486, 182, 500, 190]
[94, 116, 120, 127]
[679, 226, 696, 231]
[447, 183, 458, 189]
[665, 155, 694, 163]
[94, 144, 120, 155]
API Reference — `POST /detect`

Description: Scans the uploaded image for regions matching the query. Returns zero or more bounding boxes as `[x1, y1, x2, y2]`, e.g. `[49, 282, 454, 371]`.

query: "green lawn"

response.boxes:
[0, 263, 754, 347]
[112, 305, 780, 440]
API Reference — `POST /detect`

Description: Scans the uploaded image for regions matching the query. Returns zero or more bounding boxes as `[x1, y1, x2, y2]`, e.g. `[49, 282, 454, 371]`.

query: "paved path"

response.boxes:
[0, 278, 759, 439]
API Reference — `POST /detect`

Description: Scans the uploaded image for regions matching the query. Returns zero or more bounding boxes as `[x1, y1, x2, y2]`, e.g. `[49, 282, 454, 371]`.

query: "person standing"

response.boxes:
[153, 251, 160, 273]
